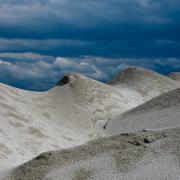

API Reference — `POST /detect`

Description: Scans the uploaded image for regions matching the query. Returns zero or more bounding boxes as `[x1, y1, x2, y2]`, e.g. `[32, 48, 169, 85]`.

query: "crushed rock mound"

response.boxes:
[0, 74, 133, 169]
[108, 67, 180, 105]
[1, 69, 180, 174]
[104, 88, 180, 136]
[6, 128, 180, 180]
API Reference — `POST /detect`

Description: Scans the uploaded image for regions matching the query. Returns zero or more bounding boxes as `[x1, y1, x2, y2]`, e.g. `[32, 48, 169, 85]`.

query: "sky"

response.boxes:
[0, 0, 180, 91]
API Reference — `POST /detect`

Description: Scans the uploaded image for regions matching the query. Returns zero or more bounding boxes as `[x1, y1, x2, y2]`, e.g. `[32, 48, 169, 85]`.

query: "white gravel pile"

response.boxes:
[108, 67, 180, 105]
[0, 74, 134, 169]
[0, 68, 180, 179]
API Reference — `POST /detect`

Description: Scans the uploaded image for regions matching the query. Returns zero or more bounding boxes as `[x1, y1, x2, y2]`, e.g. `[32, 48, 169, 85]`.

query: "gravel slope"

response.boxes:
[0, 74, 134, 169]
[6, 128, 180, 180]
[0, 68, 180, 178]
[108, 67, 180, 106]
[105, 88, 180, 136]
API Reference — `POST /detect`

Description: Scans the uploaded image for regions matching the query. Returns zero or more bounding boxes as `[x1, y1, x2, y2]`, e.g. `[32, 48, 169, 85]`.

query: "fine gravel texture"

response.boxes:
[168, 72, 180, 82]
[105, 88, 180, 136]
[108, 67, 180, 106]
[0, 73, 135, 169]
[7, 128, 180, 180]
[0, 67, 180, 179]
[0, 74, 133, 169]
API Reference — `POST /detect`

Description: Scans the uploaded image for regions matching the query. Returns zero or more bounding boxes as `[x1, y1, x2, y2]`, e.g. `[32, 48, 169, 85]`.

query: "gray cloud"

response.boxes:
[1, 38, 180, 58]
[0, 52, 53, 61]
[0, 53, 179, 91]
[0, 1, 179, 91]
[0, 38, 94, 51]
[0, 0, 180, 38]
[0, 0, 178, 26]
[0, 1, 179, 58]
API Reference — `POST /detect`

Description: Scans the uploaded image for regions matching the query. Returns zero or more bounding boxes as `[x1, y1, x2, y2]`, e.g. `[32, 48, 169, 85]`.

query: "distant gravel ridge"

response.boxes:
[168, 72, 180, 82]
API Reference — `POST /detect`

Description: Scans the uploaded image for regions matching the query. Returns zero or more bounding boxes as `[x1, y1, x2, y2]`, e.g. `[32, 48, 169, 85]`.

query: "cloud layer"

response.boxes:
[0, 53, 179, 91]
[0, 0, 179, 57]
[0, 1, 179, 90]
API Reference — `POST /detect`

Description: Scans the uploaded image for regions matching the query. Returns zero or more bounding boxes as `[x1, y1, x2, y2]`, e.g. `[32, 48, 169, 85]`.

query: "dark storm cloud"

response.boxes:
[0, 38, 180, 58]
[0, 1, 180, 90]
[0, 0, 180, 57]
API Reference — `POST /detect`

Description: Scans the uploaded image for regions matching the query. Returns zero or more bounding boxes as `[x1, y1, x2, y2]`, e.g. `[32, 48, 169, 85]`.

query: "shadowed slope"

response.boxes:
[7, 128, 180, 180]
[105, 88, 180, 136]
[108, 67, 180, 105]
[168, 72, 180, 82]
